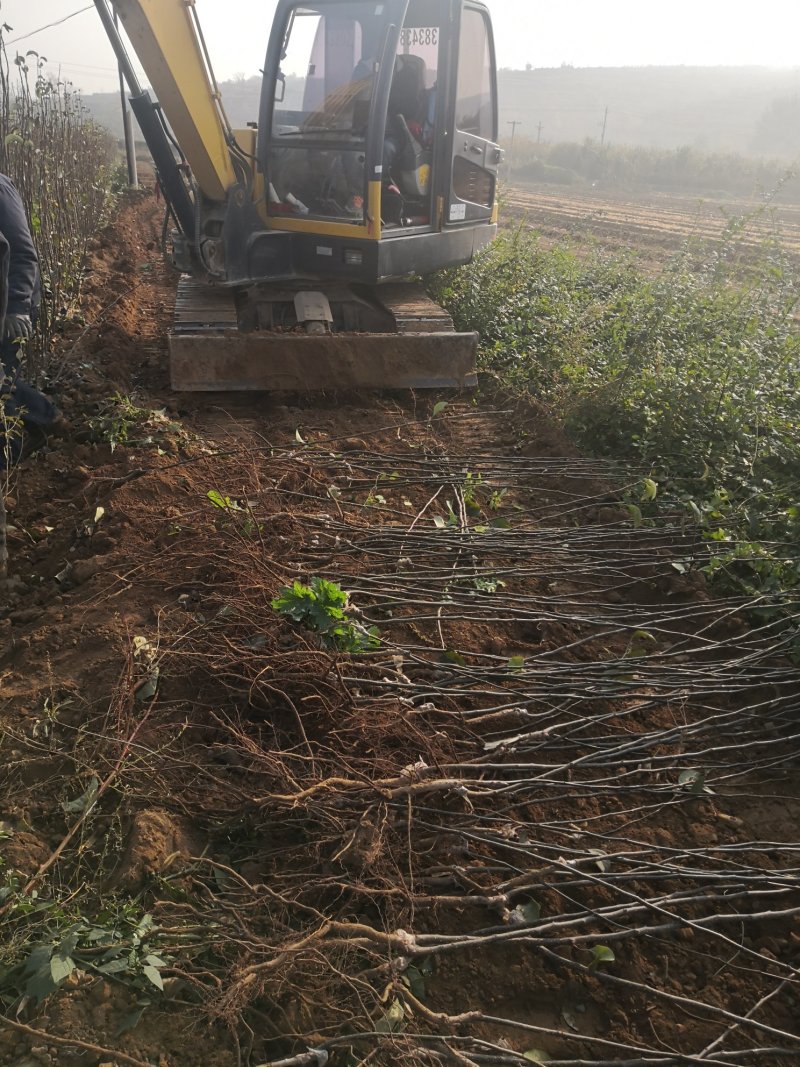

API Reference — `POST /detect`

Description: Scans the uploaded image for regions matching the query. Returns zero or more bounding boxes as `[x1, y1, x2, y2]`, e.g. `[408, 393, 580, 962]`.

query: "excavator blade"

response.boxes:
[169, 279, 478, 392]
[170, 332, 479, 391]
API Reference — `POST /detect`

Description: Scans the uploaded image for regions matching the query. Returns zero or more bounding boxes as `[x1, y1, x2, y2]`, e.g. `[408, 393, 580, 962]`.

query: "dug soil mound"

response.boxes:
[0, 191, 798, 1067]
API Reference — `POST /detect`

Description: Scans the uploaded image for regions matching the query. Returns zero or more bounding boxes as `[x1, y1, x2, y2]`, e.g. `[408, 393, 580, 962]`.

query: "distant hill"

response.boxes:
[84, 65, 800, 161]
[500, 66, 800, 159]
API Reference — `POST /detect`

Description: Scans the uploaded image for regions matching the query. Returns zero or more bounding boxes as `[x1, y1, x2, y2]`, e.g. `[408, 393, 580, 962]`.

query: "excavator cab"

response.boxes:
[249, 0, 500, 287]
[264, 0, 500, 244]
[96, 0, 501, 391]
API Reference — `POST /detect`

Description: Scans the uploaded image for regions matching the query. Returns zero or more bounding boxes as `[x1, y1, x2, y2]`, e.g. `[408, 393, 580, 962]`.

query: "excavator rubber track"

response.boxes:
[169, 277, 479, 392]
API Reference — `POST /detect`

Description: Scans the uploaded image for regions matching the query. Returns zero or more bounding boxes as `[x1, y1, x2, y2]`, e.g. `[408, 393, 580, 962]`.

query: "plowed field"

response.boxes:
[506, 184, 800, 266]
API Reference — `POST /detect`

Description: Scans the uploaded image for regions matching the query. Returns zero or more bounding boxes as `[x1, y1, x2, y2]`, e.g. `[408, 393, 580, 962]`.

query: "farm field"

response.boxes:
[504, 182, 800, 264]
[0, 190, 798, 1067]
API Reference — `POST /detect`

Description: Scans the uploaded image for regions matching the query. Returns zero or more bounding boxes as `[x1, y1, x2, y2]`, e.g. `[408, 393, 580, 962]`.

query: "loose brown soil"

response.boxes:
[0, 191, 798, 1067]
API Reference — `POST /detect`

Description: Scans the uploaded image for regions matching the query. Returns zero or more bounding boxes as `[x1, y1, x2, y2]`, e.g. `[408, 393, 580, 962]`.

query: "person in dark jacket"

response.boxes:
[0, 173, 60, 464]
[0, 229, 8, 331]
[0, 173, 40, 338]
[0, 227, 9, 576]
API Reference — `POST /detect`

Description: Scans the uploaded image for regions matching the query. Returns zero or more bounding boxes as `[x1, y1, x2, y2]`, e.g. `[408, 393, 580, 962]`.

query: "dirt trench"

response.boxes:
[0, 191, 798, 1067]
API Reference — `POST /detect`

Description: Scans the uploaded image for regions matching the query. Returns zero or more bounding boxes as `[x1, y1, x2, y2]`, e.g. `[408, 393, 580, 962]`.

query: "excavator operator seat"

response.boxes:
[386, 54, 433, 202]
[389, 53, 426, 118]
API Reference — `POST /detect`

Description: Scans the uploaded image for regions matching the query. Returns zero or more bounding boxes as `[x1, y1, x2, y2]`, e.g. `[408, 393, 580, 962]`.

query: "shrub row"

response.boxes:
[509, 138, 799, 201]
[0, 34, 116, 378]
[432, 214, 800, 600]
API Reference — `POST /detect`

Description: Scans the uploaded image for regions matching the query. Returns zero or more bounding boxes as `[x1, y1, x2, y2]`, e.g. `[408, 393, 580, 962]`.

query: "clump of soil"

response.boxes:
[111, 810, 204, 891]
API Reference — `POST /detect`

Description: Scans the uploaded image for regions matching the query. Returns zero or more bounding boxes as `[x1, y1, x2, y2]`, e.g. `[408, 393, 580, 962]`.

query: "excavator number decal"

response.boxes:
[400, 27, 439, 48]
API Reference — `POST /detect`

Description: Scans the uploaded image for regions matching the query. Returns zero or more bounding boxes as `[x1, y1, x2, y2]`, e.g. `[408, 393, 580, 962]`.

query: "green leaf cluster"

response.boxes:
[272, 578, 380, 653]
[0, 904, 169, 1010]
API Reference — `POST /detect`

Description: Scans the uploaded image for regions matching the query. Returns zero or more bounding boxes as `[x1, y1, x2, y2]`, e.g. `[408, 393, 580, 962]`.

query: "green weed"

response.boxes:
[89, 394, 187, 454]
[207, 489, 264, 537]
[272, 578, 380, 653]
[0, 892, 169, 1009]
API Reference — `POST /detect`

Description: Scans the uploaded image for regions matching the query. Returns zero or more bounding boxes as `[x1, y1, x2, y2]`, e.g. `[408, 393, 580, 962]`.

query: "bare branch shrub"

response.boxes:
[0, 28, 116, 381]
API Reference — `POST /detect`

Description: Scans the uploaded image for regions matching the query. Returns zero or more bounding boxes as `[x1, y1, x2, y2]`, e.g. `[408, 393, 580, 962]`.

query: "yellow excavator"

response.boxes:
[94, 0, 501, 391]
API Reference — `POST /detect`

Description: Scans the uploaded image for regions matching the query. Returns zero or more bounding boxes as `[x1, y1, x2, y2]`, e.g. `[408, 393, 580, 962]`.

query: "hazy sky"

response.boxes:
[2, 0, 799, 93]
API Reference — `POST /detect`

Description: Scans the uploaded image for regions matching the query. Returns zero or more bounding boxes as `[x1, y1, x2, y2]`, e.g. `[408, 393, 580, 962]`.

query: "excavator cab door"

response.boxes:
[445, 2, 501, 228]
[260, 0, 501, 237]
[261, 0, 410, 228]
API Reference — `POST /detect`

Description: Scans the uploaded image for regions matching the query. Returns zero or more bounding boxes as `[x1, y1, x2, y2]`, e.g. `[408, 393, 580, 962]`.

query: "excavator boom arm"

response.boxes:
[103, 0, 237, 203]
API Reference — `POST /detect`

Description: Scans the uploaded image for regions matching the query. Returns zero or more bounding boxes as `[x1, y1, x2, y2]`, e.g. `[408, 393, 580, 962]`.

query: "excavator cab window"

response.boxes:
[447, 4, 500, 225]
[381, 2, 445, 229]
[455, 7, 495, 140]
[268, 2, 384, 223]
[262, 0, 499, 238]
[265, 0, 450, 231]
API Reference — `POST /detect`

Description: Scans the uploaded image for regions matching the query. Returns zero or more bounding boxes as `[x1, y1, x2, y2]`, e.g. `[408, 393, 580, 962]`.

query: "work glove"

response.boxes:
[3, 314, 33, 341]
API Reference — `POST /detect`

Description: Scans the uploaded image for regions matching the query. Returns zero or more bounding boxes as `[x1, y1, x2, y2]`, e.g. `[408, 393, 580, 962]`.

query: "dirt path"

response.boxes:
[0, 192, 798, 1067]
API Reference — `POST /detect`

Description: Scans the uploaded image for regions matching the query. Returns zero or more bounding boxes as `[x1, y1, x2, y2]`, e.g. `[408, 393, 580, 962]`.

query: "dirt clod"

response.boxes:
[112, 809, 202, 890]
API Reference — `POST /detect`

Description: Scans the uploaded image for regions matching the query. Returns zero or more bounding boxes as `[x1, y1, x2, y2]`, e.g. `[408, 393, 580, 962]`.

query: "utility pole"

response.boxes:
[115, 10, 138, 188]
[536, 121, 544, 145]
[600, 106, 609, 150]
[507, 120, 522, 184]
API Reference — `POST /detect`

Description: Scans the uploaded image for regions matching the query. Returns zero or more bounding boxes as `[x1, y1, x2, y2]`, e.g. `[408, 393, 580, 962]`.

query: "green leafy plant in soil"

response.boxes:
[431, 206, 800, 609]
[0, 888, 169, 1010]
[88, 393, 189, 454]
[272, 577, 381, 653]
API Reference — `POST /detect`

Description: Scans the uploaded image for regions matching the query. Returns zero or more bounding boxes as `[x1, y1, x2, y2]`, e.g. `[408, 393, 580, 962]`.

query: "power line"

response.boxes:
[7, 5, 95, 47]
[49, 61, 120, 74]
